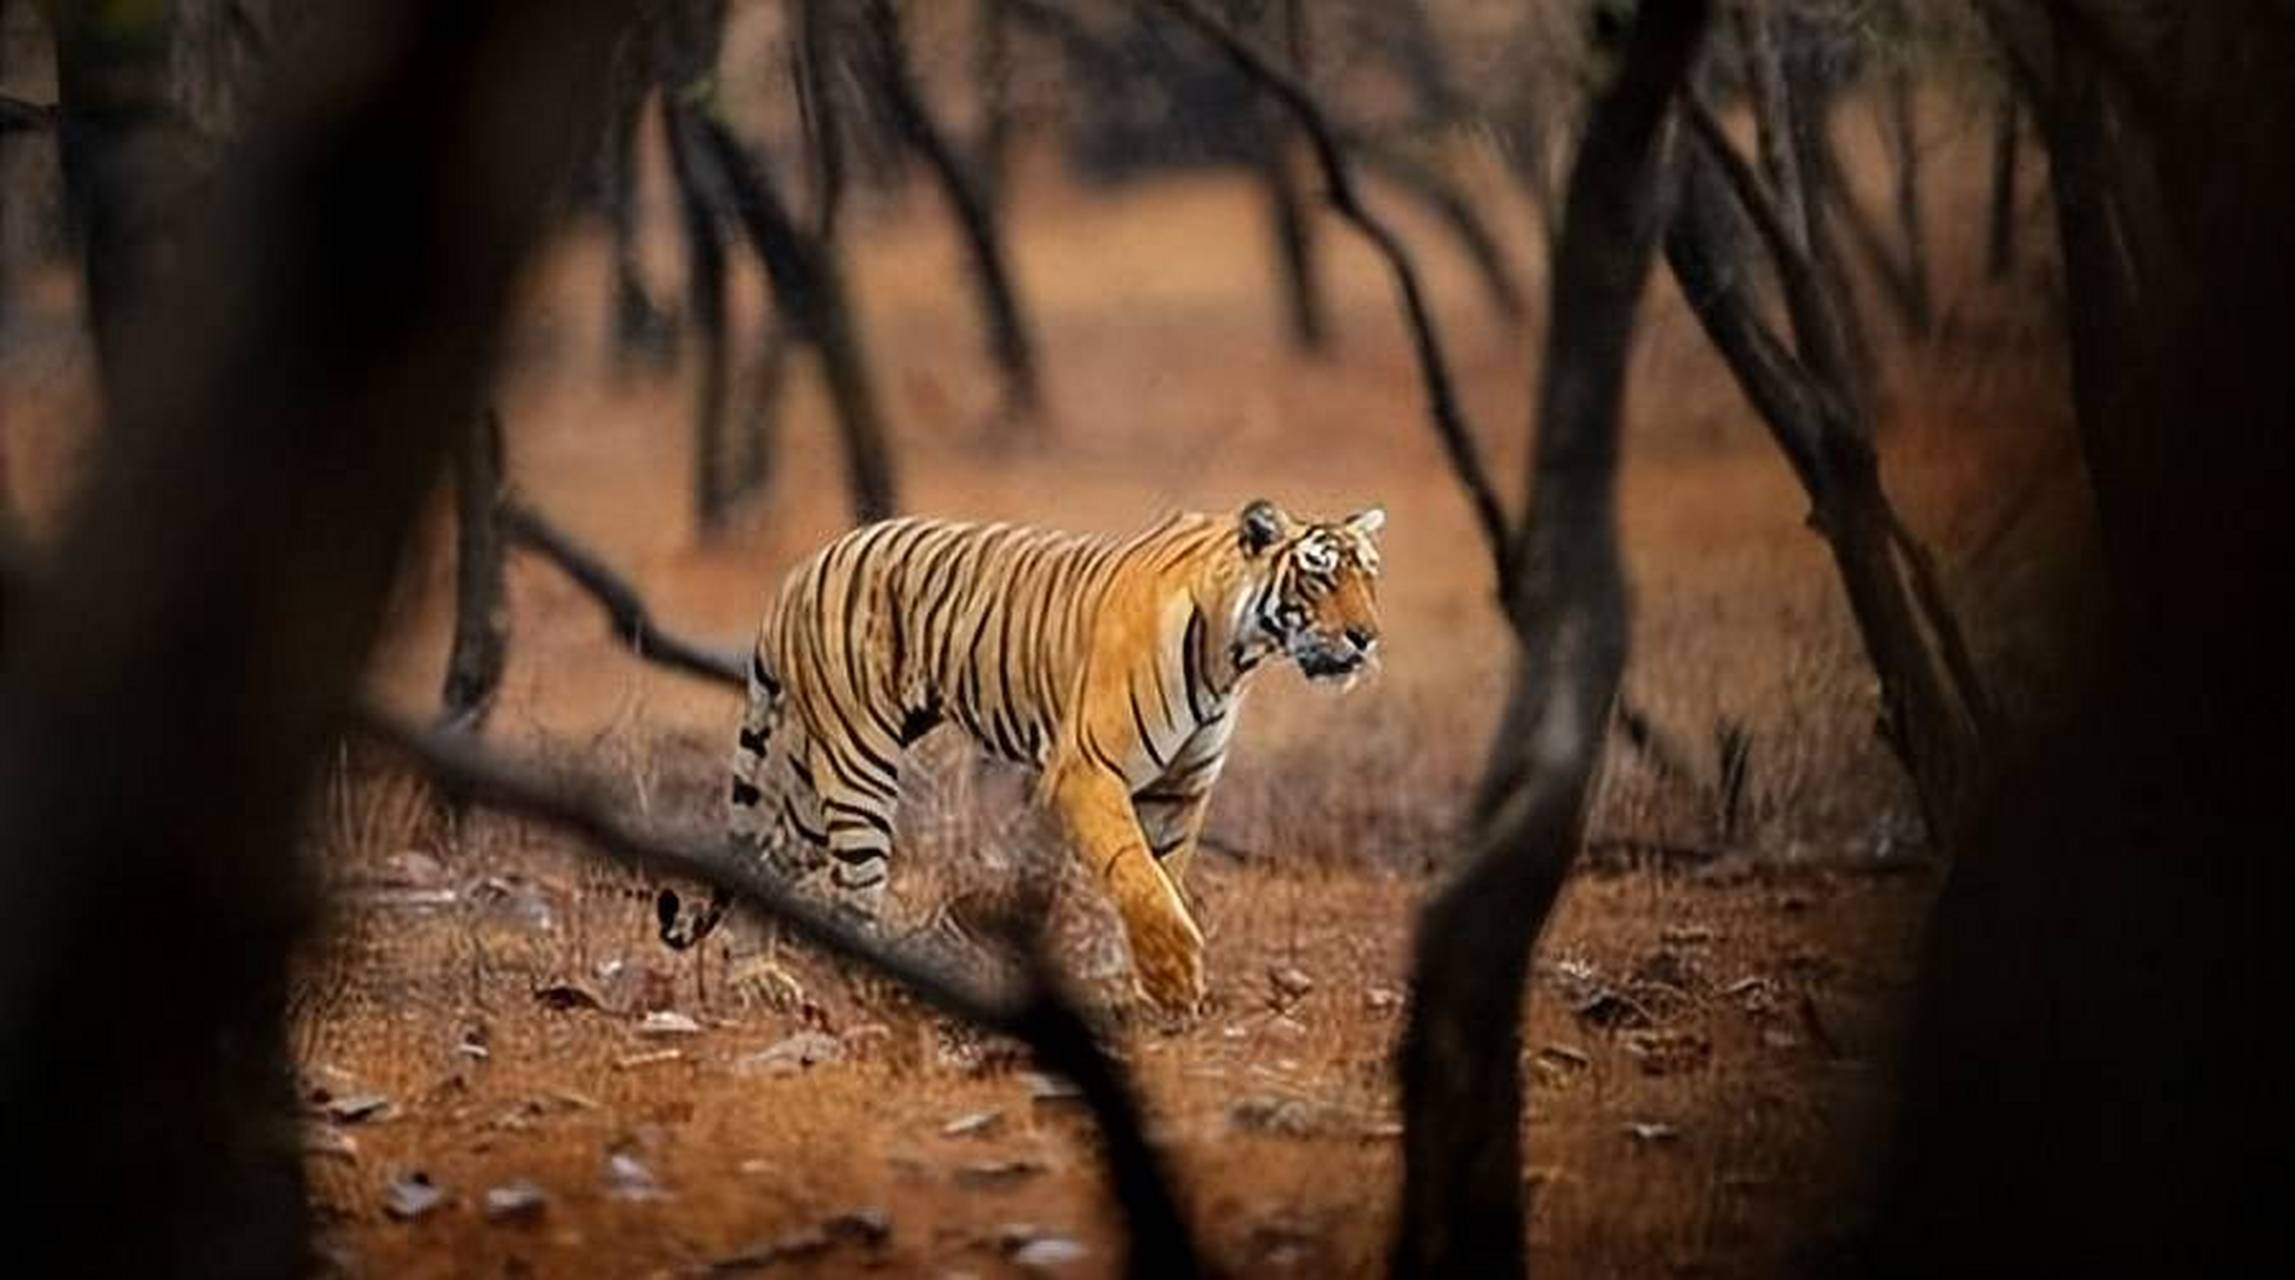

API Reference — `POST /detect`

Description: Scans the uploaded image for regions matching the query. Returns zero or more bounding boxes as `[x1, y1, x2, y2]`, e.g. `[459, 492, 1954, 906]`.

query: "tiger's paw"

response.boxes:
[1126, 908, 1206, 1017]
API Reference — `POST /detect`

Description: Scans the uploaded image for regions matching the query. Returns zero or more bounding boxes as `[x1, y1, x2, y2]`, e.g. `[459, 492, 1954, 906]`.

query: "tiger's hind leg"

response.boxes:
[811, 733, 899, 929]
[660, 651, 826, 950]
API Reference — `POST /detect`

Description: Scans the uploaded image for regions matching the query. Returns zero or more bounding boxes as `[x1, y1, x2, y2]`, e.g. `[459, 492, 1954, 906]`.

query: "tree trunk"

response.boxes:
[861, 0, 1042, 420]
[0, 4, 613, 1270]
[664, 103, 732, 534]
[1882, 69, 1932, 332]
[439, 407, 509, 732]
[1664, 148, 1984, 842]
[657, 0, 733, 534]
[604, 21, 673, 370]
[1861, 8, 2290, 1269]
[1258, 120, 1329, 354]
[696, 111, 899, 523]
[972, 0, 1013, 210]
[1393, 5, 1710, 1275]
[48, 0, 189, 410]
[1258, 0, 1327, 355]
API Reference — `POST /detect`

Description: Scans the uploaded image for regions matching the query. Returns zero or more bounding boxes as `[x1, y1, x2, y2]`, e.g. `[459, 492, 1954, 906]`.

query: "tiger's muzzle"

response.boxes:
[1293, 625, 1377, 682]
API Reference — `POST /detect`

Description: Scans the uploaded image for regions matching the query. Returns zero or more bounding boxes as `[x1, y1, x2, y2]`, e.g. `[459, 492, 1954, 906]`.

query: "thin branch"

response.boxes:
[355, 712, 1203, 1279]
[498, 499, 745, 687]
[1678, 92, 1857, 415]
[1154, 0, 1512, 578]
[1885, 513, 2000, 738]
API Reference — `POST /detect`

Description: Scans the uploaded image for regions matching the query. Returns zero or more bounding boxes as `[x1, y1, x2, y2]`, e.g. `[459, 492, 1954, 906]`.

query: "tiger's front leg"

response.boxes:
[1045, 761, 1205, 1013]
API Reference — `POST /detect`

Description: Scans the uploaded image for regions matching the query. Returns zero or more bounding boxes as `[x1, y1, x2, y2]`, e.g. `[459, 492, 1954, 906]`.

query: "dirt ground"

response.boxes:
[3, 85, 2087, 1278]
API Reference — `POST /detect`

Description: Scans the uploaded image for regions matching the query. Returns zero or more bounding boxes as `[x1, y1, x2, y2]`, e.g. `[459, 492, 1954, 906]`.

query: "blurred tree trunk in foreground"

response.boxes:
[1394, 2, 1709, 1274]
[0, 2, 612, 1270]
[1849, 5, 2291, 1271]
[46, 0, 188, 408]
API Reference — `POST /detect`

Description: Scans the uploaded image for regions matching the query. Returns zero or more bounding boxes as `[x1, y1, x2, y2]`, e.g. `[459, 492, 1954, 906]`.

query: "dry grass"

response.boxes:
[0, 80, 2091, 1278]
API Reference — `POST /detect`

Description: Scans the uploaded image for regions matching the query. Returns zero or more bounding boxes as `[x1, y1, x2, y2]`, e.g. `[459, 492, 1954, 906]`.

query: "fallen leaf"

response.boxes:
[323, 1092, 394, 1125]
[710, 1226, 830, 1272]
[1623, 1121, 1680, 1144]
[1269, 966, 1314, 1002]
[941, 1109, 1005, 1139]
[1364, 987, 1403, 1012]
[734, 1030, 845, 1076]
[604, 1152, 667, 1201]
[383, 1172, 447, 1221]
[636, 1010, 702, 1036]
[1021, 1072, 1080, 1105]
[482, 1180, 547, 1223]
[615, 1048, 684, 1071]
[1010, 1236, 1089, 1272]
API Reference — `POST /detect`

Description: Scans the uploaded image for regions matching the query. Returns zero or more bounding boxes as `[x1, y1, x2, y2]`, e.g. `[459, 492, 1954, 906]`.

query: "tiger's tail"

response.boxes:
[658, 647, 785, 951]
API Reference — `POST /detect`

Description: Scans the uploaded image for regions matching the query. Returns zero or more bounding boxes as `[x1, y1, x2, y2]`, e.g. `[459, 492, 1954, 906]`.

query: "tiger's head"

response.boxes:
[1234, 498, 1386, 685]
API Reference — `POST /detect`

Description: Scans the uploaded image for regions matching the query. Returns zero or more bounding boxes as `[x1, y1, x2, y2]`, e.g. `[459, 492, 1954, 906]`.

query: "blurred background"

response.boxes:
[2, 2, 2235, 1276]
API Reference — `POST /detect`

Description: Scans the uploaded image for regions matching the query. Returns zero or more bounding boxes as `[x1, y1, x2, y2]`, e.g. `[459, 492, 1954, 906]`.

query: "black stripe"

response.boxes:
[737, 726, 769, 755]
[1182, 607, 1211, 723]
[1130, 690, 1169, 770]
[780, 796, 827, 846]
[824, 799, 893, 839]
[1083, 728, 1126, 777]
[752, 650, 779, 692]
[731, 778, 762, 806]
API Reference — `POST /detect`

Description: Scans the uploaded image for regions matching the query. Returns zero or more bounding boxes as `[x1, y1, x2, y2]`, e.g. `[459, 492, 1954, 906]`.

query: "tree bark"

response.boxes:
[1861, 8, 2291, 1268]
[657, 0, 735, 534]
[1258, 117, 1328, 354]
[695, 111, 899, 523]
[439, 406, 510, 731]
[603, 18, 674, 370]
[1881, 68, 1932, 332]
[1665, 141, 1984, 841]
[1392, 5, 1709, 1276]
[0, 4, 613, 1270]
[47, 0, 191, 410]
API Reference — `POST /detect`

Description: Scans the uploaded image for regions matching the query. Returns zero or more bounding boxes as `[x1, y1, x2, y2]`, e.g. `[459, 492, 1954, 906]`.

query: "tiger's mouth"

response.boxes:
[1295, 647, 1370, 685]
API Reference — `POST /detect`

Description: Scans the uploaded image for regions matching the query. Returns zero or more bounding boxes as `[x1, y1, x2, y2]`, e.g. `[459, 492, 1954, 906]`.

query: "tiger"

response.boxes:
[656, 498, 1386, 1011]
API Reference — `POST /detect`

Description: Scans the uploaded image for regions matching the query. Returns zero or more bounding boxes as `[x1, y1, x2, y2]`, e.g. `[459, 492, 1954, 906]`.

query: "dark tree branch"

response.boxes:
[439, 407, 511, 732]
[1346, 131, 1529, 323]
[1665, 145, 1987, 842]
[692, 110, 901, 523]
[1155, 0, 1511, 578]
[1393, 4, 1710, 1275]
[356, 712, 1203, 1279]
[656, 2, 738, 533]
[1679, 93, 1858, 431]
[858, 0, 1043, 418]
[499, 499, 745, 687]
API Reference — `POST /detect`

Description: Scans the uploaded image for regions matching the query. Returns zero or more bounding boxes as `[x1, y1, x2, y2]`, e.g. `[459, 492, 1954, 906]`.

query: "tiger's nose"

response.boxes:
[1344, 625, 1377, 654]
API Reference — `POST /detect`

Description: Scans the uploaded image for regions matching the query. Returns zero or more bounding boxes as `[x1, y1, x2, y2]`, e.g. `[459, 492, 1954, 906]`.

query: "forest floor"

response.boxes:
[3, 91, 2089, 1279]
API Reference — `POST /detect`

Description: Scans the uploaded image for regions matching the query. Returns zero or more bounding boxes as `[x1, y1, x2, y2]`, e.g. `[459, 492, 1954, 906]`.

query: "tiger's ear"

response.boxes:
[1344, 506, 1386, 538]
[1238, 498, 1291, 556]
